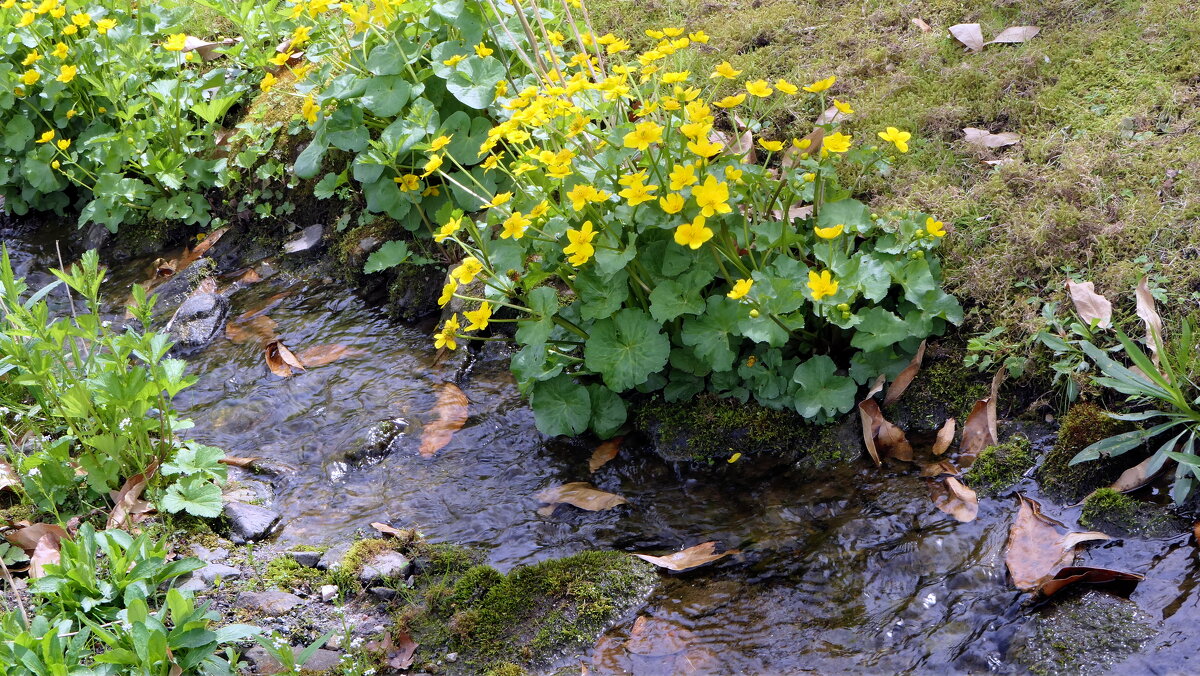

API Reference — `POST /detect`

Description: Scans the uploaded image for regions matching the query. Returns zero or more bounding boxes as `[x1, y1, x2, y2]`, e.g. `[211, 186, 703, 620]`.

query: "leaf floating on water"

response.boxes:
[1037, 566, 1143, 599]
[589, 437, 623, 472]
[1005, 494, 1111, 592]
[265, 339, 305, 378]
[931, 476, 978, 522]
[1065, 280, 1113, 329]
[535, 482, 628, 516]
[633, 541, 739, 572]
[962, 127, 1021, 149]
[236, 290, 295, 321]
[297, 344, 367, 368]
[986, 26, 1040, 44]
[932, 418, 956, 455]
[419, 383, 468, 457]
[883, 340, 926, 406]
[226, 315, 278, 345]
[948, 23, 984, 52]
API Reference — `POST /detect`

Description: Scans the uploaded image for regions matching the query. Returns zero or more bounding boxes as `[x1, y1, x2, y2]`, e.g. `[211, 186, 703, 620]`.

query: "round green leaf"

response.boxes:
[531, 375, 591, 436]
[362, 75, 412, 117]
[446, 56, 505, 109]
[792, 355, 858, 419]
[587, 385, 627, 439]
[584, 308, 670, 392]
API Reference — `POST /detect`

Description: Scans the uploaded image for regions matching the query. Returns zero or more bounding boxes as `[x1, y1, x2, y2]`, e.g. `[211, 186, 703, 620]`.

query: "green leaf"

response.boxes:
[530, 375, 590, 436]
[587, 385, 627, 438]
[446, 56, 505, 109]
[294, 136, 329, 180]
[818, 198, 871, 234]
[362, 178, 412, 220]
[162, 442, 225, 478]
[792, 355, 858, 418]
[367, 40, 419, 75]
[327, 106, 369, 152]
[681, 296, 742, 372]
[363, 240, 411, 273]
[838, 252, 891, 302]
[362, 75, 412, 117]
[585, 309, 670, 391]
[738, 312, 789, 347]
[649, 279, 705, 322]
[4, 116, 33, 151]
[575, 267, 628, 321]
[161, 476, 223, 518]
[850, 307, 912, 352]
[1070, 421, 1181, 465]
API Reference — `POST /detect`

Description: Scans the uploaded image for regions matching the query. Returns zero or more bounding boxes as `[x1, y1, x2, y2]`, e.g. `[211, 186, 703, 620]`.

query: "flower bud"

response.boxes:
[749, 309, 760, 318]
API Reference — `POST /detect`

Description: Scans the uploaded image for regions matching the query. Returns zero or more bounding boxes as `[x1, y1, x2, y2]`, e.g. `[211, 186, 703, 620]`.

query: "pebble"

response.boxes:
[235, 590, 304, 616]
[368, 587, 397, 601]
[317, 542, 353, 571]
[445, 652, 458, 663]
[359, 551, 412, 584]
[320, 584, 339, 603]
[223, 502, 281, 544]
[289, 550, 322, 568]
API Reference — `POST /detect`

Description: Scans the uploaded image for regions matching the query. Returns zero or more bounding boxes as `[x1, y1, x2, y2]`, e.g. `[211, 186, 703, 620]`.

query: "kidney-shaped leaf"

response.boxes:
[584, 309, 671, 392]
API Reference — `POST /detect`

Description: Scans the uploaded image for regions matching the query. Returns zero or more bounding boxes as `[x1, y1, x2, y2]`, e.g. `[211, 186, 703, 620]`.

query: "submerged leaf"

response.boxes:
[948, 23, 984, 52]
[589, 437, 623, 472]
[419, 383, 468, 457]
[931, 476, 978, 522]
[226, 315, 278, 345]
[536, 482, 627, 516]
[1066, 280, 1113, 328]
[1005, 495, 1111, 592]
[633, 542, 738, 572]
[297, 344, 366, 368]
[1037, 566, 1142, 598]
[264, 339, 305, 378]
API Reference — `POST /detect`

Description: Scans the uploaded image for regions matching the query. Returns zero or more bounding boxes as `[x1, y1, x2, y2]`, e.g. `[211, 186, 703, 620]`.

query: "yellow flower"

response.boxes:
[424, 187, 441, 198]
[564, 220, 597, 266]
[668, 163, 697, 190]
[661, 70, 689, 84]
[65, 109, 75, 118]
[728, 278, 753, 300]
[618, 181, 658, 206]
[803, 75, 836, 93]
[50, 43, 67, 59]
[474, 43, 493, 57]
[607, 38, 631, 54]
[547, 164, 572, 180]
[878, 126, 912, 153]
[290, 25, 312, 47]
[451, 257, 484, 284]
[464, 302, 492, 331]
[679, 120, 711, 140]
[814, 224, 844, 239]
[301, 94, 319, 124]
[62, 25, 77, 35]
[485, 191, 511, 209]
[728, 452, 742, 463]
[70, 11, 89, 26]
[775, 79, 798, 95]
[529, 201, 550, 218]
[19, 69, 39, 86]
[308, 0, 332, 14]
[438, 280, 457, 306]
[687, 137, 723, 158]
[565, 184, 608, 211]
[55, 65, 76, 83]
[823, 132, 852, 153]
[713, 93, 745, 109]
[268, 51, 293, 67]
[35, 129, 54, 144]
[443, 54, 466, 67]
[481, 154, 502, 171]
[622, 121, 663, 151]
[422, 154, 444, 177]
[434, 316, 459, 350]
[745, 79, 773, 97]
[49, 6, 63, 18]
[925, 216, 946, 237]
[674, 215, 713, 249]
[710, 61, 741, 79]
[291, 62, 313, 80]
[833, 99, 854, 115]
[259, 72, 277, 92]
[50, 160, 59, 169]
[692, 175, 731, 217]
[163, 33, 187, 51]
[725, 167, 744, 183]
[96, 18, 117, 34]
[807, 269, 839, 301]
[22, 51, 41, 66]
[501, 211, 531, 239]
[394, 173, 420, 191]
[758, 139, 784, 152]
[659, 193, 685, 214]
[16, 11, 34, 27]
[429, 134, 452, 152]
[55, 138, 69, 150]
[689, 30, 710, 43]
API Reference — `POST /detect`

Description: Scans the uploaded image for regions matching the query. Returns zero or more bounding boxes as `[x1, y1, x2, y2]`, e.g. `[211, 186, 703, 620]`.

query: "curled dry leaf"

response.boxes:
[948, 23, 984, 52]
[883, 340, 926, 406]
[0, 461, 18, 491]
[1065, 280, 1113, 328]
[226, 315, 278, 345]
[911, 17, 931, 32]
[958, 370, 1004, 468]
[371, 522, 407, 537]
[920, 459, 960, 478]
[1135, 277, 1164, 366]
[265, 339, 305, 378]
[1109, 454, 1169, 494]
[986, 26, 1040, 44]
[589, 436, 623, 472]
[962, 128, 1021, 149]
[1037, 566, 1143, 599]
[932, 418, 956, 455]
[419, 383, 468, 457]
[218, 456, 261, 468]
[930, 476, 978, 522]
[633, 541, 739, 572]
[106, 465, 157, 531]
[1005, 495, 1111, 592]
[366, 632, 419, 670]
[5, 522, 68, 579]
[29, 535, 62, 579]
[297, 344, 366, 368]
[182, 36, 239, 61]
[859, 375, 912, 465]
[535, 482, 628, 516]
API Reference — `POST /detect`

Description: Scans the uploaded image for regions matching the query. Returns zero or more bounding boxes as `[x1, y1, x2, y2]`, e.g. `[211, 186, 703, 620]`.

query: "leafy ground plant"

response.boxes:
[431, 7, 961, 436]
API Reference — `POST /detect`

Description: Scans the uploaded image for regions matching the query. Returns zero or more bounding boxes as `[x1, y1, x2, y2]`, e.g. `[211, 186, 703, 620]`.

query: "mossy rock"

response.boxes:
[881, 342, 990, 434]
[1007, 589, 1157, 675]
[964, 436, 1036, 496]
[403, 551, 657, 673]
[1079, 488, 1182, 538]
[1037, 402, 1138, 503]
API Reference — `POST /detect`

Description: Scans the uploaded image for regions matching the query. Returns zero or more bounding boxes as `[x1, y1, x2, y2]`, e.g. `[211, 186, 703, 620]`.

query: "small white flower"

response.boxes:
[27, 467, 40, 477]
[119, 418, 131, 429]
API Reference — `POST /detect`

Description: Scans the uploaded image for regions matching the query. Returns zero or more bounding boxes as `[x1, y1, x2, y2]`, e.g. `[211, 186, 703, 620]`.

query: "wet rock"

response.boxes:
[317, 542, 353, 571]
[236, 590, 304, 616]
[289, 550, 322, 568]
[189, 543, 229, 563]
[1007, 590, 1157, 675]
[368, 587, 397, 601]
[82, 222, 111, 251]
[360, 551, 412, 584]
[320, 584, 338, 602]
[166, 291, 230, 349]
[244, 646, 342, 674]
[283, 224, 324, 254]
[345, 418, 408, 464]
[224, 501, 281, 544]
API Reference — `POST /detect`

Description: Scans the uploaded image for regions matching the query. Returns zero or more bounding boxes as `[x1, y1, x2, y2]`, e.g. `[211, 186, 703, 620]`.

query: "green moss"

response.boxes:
[883, 344, 989, 432]
[635, 393, 824, 463]
[1009, 589, 1156, 675]
[965, 436, 1035, 496]
[484, 665, 527, 676]
[265, 555, 330, 593]
[1038, 402, 1134, 502]
[1080, 488, 1178, 537]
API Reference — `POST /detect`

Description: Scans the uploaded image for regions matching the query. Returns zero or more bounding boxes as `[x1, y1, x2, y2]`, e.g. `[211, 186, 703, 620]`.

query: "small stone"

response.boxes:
[197, 563, 242, 584]
[244, 646, 342, 674]
[224, 502, 281, 544]
[166, 292, 230, 348]
[445, 652, 458, 663]
[317, 542, 353, 571]
[235, 590, 304, 616]
[368, 587, 397, 601]
[289, 550, 322, 568]
[320, 584, 339, 603]
[283, 224, 324, 254]
[359, 551, 412, 584]
[189, 544, 229, 563]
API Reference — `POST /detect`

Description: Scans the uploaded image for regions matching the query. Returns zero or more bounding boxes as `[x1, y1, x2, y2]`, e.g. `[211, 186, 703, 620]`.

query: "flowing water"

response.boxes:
[6, 223, 1200, 674]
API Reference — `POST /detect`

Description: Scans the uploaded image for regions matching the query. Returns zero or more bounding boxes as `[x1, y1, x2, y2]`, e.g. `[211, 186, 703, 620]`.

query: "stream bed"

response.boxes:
[6, 223, 1200, 674]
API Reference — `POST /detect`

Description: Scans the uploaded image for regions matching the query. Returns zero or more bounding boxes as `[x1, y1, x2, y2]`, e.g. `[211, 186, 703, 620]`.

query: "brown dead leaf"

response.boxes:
[933, 418, 956, 455]
[232, 268, 263, 285]
[931, 476, 978, 522]
[1194, 520, 1200, 544]
[962, 127, 1021, 149]
[182, 36, 239, 61]
[226, 315, 278, 345]
[218, 456, 261, 468]
[1005, 495, 1111, 592]
[633, 542, 738, 572]
[419, 383, 468, 457]
[370, 522, 407, 537]
[911, 17, 931, 32]
[29, 534, 62, 579]
[4, 522, 68, 552]
[858, 375, 913, 464]
[1135, 277, 1164, 365]
[986, 26, 1040, 44]
[297, 344, 366, 368]
[920, 459, 961, 478]
[1037, 566, 1143, 598]
[388, 632, 419, 670]
[536, 482, 628, 516]
[589, 437, 623, 472]
[0, 461, 18, 491]
[883, 340, 926, 406]
[1065, 280, 1113, 328]
[959, 370, 1003, 468]
[948, 23, 984, 52]
[814, 105, 847, 126]
[265, 339, 305, 378]
[770, 203, 814, 222]
[625, 616, 692, 656]
[106, 462, 158, 531]
[1109, 454, 1167, 493]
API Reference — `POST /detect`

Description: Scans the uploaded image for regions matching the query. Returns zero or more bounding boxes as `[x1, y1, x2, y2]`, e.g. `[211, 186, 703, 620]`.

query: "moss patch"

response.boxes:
[1079, 488, 1180, 538]
[1037, 402, 1135, 503]
[965, 436, 1036, 496]
[265, 555, 330, 593]
[883, 342, 990, 432]
[1008, 589, 1157, 675]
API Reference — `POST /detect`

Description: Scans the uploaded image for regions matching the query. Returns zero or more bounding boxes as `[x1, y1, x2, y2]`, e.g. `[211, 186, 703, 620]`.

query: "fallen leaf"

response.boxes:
[589, 437, 623, 472]
[920, 459, 960, 477]
[29, 534, 62, 578]
[770, 203, 814, 222]
[297, 344, 366, 368]
[982, 158, 1017, 168]
[959, 370, 1004, 468]
[0, 461, 18, 491]
[232, 268, 263, 285]
[106, 462, 158, 530]
[419, 383, 468, 457]
[782, 127, 824, 170]
[1109, 454, 1169, 494]
[883, 340, 926, 406]
[911, 17, 931, 32]
[283, 224, 324, 254]
[182, 36, 239, 61]
[931, 476, 978, 522]
[859, 375, 913, 465]
[933, 418, 956, 455]
[962, 127, 1021, 149]
[1005, 495, 1111, 592]
[814, 105, 847, 126]
[1194, 520, 1200, 544]
[633, 542, 738, 572]
[226, 315, 278, 345]
[387, 632, 419, 670]
[1065, 280, 1113, 328]
[1037, 566, 1143, 598]
[371, 522, 408, 538]
[264, 339, 305, 378]
[218, 456, 261, 468]
[625, 616, 692, 657]
[948, 23, 984, 52]
[1135, 277, 1164, 366]
[986, 26, 1040, 44]
[536, 482, 628, 516]
[4, 522, 68, 552]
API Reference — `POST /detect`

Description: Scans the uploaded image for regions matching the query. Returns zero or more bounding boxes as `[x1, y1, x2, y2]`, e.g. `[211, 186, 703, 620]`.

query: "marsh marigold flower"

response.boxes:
[35, 129, 54, 143]
[55, 65, 76, 83]
[728, 278, 753, 300]
[823, 132, 852, 153]
[301, 94, 319, 124]
[878, 127, 911, 152]
[674, 215, 713, 249]
[422, 154, 444, 177]
[814, 224, 843, 239]
[622, 121, 663, 151]
[438, 280, 457, 306]
[434, 315, 459, 350]
[16, 12, 34, 27]
[925, 217, 946, 237]
[394, 174, 420, 191]
[96, 18, 117, 34]
[70, 11, 89, 26]
[775, 79, 798, 95]
[464, 302, 492, 331]
[668, 163, 697, 190]
[451, 258, 484, 284]
[485, 190, 511, 208]
[710, 61, 741, 79]
[659, 193, 685, 214]
[474, 43, 493, 57]
[259, 72, 277, 92]
[803, 76, 836, 93]
[564, 221, 597, 266]
[833, 99, 854, 115]
[56, 138, 69, 150]
[19, 70, 39, 86]
[687, 138, 723, 158]
[163, 33, 187, 51]
[618, 181, 657, 206]
[22, 51, 41, 66]
[759, 139, 784, 152]
[50, 43, 67, 59]
[429, 134, 452, 152]
[692, 175, 731, 217]
[714, 93, 745, 109]
[500, 212, 531, 239]
[807, 269, 838, 301]
[745, 80, 773, 97]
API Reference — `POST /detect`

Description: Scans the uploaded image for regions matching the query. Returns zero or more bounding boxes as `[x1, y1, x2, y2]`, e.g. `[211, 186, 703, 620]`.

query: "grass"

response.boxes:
[585, 0, 1200, 334]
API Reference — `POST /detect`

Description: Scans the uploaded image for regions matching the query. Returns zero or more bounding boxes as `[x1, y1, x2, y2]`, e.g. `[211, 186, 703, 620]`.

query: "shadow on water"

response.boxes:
[6, 223, 1200, 673]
